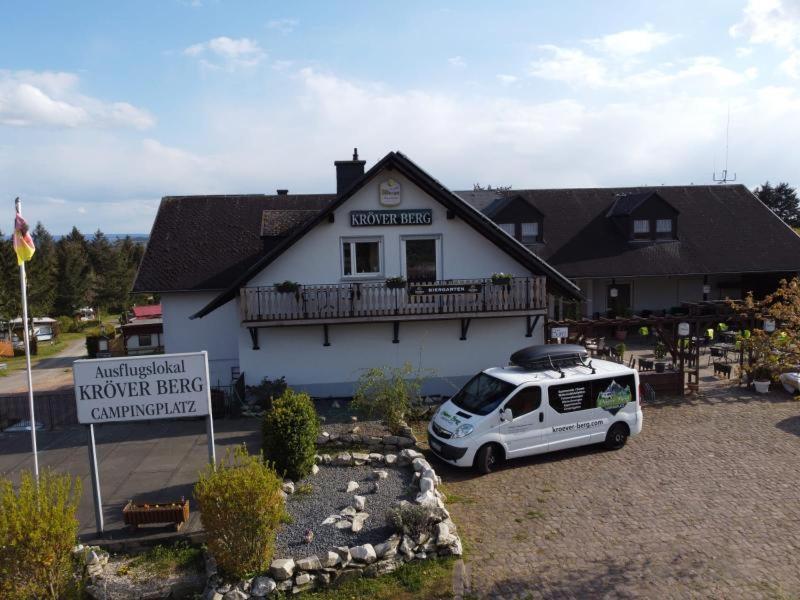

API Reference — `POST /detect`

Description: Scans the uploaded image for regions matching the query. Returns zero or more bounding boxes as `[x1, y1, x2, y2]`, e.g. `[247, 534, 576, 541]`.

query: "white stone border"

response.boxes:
[202, 448, 462, 598]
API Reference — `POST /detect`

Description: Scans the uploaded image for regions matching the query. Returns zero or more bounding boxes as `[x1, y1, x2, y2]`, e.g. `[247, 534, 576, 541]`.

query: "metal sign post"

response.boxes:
[87, 424, 104, 534]
[74, 351, 216, 535]
[203, 351, 217, 467]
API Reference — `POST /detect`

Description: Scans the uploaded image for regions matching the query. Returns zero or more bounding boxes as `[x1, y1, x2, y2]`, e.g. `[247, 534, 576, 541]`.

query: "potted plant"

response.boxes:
[654, 341, 667, 373]
[751, 365, 772, 393]
[491, 273, 513, 286]
[614, 342, 626, 363]
[385, 276, 406, 290]
[274, 281, 300, 293]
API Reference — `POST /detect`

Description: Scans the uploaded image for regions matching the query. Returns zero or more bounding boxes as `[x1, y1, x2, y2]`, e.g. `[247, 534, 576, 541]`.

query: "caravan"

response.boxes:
[427, 345, 643, 473]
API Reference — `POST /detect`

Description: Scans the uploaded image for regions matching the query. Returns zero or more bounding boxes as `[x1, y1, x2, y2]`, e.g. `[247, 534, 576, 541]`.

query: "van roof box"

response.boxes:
[510, 344, 589, 371]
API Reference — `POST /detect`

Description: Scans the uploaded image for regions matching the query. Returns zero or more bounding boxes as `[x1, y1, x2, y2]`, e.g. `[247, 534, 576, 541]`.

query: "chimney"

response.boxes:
[334, 148, 366, 196]
[277, 189, 288, 195]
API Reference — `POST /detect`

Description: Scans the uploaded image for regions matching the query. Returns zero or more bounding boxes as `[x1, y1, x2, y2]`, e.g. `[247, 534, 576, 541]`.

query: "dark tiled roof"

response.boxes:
[260, 209, 319, 237]
[457, 185, 800, 279]
[605, 191, 657, 217]
[132, 194, 335, 293]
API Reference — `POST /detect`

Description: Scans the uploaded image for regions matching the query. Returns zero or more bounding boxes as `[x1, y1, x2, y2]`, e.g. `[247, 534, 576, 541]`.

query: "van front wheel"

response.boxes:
[474, 444, 500, 474]
[604, 423, 629, 450]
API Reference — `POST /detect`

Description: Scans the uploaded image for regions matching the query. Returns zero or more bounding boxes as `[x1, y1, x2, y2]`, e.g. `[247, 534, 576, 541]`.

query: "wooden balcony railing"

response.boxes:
[240, 277, 546, 324]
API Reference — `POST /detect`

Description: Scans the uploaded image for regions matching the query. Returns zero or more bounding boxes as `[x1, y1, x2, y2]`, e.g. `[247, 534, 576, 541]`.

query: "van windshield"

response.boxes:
[450, 372, 516, 416]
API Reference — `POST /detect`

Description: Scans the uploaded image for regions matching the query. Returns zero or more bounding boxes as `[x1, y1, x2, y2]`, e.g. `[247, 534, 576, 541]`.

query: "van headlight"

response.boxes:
[453, 423, 474, 438]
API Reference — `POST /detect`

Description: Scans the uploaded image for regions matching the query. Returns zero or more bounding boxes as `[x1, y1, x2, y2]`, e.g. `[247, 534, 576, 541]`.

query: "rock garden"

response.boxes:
[0, 368, 457, 599]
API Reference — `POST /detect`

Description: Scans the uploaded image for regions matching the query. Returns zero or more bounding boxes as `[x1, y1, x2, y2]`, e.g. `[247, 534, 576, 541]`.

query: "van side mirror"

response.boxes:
[500, 408, 513, 422]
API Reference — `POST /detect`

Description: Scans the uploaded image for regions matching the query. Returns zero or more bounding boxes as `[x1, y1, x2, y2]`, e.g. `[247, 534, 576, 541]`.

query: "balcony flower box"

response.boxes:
[123, 498, 190, 531]
[490, 273, 513, 286]
[385, 276, 406, 290]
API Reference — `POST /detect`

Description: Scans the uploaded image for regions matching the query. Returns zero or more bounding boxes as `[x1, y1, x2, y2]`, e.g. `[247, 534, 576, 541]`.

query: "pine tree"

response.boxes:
[755, 181, 800, 227]
[26, 222, 58, 316]
[54, 228, 91, 316]
[0, 230, 21, 319]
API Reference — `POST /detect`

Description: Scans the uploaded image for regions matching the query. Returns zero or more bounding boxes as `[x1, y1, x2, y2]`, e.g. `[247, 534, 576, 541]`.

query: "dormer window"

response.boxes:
[633, 219, 650, 239]
[521, 222, 540, 243]
[498, 223, 515, 236]
[656, 218, 673, 238]
[607, 192, 679, 243]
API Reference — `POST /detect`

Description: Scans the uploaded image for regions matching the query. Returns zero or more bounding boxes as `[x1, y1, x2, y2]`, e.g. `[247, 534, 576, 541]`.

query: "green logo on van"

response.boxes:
[596, 380, 631, 414]
[441, 410, 461, 426]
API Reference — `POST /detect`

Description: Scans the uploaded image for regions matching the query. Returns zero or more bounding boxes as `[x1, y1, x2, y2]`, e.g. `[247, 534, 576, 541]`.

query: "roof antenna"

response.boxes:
[713, 104, 736, 184]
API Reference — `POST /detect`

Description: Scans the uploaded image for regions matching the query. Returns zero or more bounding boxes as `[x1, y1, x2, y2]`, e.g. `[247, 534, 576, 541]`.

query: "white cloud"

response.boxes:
[730, 0, 800, 49]
[183, 36, 266, 69]
[731, 0, 800, 78]
[736, 46, 754, 58]
[496, 74, 518, 85]
[529, 46, 754, 89]
[0, 70, 154, 129]
[587, 24, 676, 56]
[448, 56, 466, 69]
[267, 18, 298, 34]
[529, 46, 608, 87]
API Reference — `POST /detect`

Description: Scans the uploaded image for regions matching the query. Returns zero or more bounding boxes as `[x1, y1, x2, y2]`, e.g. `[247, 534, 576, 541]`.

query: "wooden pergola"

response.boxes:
[546, 301, 760, 395]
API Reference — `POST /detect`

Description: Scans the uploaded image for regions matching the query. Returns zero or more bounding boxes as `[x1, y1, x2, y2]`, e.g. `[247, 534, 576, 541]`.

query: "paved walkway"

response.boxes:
[0, 335, 87, 393]
[0, 418, 261, 543]
[435, 383, 800, 599]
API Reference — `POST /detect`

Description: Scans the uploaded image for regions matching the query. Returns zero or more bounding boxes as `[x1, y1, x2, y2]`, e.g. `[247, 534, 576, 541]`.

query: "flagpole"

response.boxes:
[15, 197, 39, 482]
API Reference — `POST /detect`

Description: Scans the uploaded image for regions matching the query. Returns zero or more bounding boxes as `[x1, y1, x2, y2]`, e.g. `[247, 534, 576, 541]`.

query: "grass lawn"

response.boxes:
[1, 332, 86, 373]
[120, 542, 203, 580]
[301, 556, 457, 600]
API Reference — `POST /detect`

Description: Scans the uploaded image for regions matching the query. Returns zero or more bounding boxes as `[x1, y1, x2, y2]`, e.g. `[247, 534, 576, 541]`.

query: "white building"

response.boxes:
[133, 150, 581, 396]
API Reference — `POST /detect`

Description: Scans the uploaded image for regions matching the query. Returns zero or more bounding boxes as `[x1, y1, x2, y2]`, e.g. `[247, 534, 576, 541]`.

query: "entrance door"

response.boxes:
[607, 283, 631, 317]
[402, 237, 440, 282]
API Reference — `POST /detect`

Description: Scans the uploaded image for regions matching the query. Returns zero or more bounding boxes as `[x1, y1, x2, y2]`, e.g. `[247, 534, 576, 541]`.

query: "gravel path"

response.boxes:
[275, 464, 413, 560]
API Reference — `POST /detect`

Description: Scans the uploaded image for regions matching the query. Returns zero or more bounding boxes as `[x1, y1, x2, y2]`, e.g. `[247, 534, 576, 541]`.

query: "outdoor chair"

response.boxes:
[707, 346, 725, 366]
[627, 355, 636, 369]
[639, 358, 654, 371]
[713, 362, 732, 379]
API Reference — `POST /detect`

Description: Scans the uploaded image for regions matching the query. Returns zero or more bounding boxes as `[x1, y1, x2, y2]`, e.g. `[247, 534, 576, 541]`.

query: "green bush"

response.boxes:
[194, 446, 285, 580]
[386, 504, 436, 539]
[262, 389, 320, 480]
[248, 376, 288, 411]
[352, 363, 423, 434]
[0, 469, 82, 600]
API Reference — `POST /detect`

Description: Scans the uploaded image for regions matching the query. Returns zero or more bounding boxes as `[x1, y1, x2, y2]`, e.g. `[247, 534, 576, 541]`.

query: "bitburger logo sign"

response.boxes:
[73, 351, 211, 424]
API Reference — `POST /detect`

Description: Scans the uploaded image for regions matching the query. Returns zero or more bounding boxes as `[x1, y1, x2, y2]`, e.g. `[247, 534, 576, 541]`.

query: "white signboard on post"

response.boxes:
[551, 326, 569, 339]
[678, 322, 690, 337]
[73, 351, 216, 536]
[73, 352, 211, 424]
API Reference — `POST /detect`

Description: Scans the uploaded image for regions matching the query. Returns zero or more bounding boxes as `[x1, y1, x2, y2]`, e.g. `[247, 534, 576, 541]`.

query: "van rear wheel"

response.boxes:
[604, 423, 629, 450]
[474, 444, 500, 474]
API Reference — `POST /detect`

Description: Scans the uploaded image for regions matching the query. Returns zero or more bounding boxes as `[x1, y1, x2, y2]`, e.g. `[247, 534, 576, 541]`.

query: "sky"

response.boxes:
[1, 0, 799, 234]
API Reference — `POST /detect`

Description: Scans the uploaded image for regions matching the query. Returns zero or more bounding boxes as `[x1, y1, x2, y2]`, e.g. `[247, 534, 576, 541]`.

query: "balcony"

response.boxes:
[240, 276, 547, 326]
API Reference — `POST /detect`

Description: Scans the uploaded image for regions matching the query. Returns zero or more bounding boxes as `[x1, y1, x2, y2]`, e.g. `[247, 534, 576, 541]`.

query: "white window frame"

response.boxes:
[340, 236, 384, 279]
[498, 223, 516, 237]
[521, 222, 539, 242]
[400, 235, 443, 282]
[656, 218, 673, 234]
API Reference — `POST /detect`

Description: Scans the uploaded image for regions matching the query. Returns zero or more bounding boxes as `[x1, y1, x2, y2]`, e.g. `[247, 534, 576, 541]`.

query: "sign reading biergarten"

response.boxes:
[73, 351, 211, 424]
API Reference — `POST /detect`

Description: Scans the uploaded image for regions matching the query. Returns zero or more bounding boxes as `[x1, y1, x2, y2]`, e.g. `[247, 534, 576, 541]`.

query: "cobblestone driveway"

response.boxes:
[434, 384, 800, 599]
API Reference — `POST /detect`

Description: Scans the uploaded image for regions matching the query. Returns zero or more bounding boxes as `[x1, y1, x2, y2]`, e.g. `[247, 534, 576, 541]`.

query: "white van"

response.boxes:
[427, 344, 643, 473]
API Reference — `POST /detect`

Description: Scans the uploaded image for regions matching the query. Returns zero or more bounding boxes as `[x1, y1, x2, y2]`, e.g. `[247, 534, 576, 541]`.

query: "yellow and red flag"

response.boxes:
[13, 212, 35, 265]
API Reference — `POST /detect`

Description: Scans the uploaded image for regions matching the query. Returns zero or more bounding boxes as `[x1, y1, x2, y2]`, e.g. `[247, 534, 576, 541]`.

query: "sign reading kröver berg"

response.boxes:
[73, 352, 211, 424]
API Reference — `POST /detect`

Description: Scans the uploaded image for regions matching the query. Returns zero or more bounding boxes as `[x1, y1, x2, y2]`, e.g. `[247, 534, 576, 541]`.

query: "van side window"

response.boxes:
[505, 386, 541, 418]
